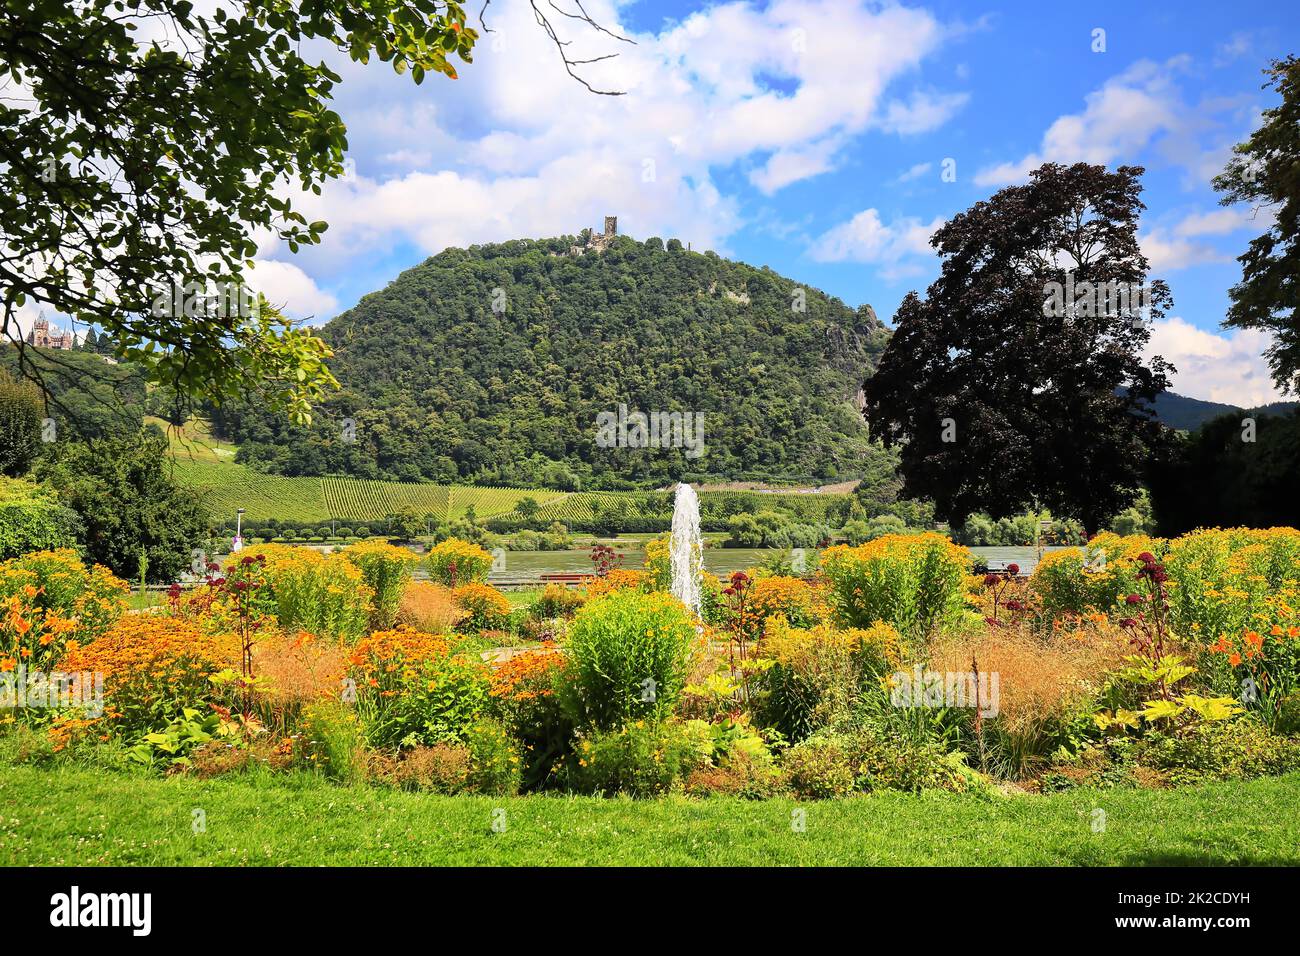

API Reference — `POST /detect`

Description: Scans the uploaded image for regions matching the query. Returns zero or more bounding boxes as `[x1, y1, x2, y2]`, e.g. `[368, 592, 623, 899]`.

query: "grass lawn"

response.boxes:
[2, 766, 1296, 866]
[504, 585, 544, 609]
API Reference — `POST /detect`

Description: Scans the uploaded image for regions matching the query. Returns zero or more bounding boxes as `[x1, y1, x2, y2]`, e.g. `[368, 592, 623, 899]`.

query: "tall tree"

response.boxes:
[0, 367, 43, 476]
[864, 163, 1174, 534]
[1213, 55, 1300, 396]
[1, 0, 477, 424]
[36, 428, 210, 583]
[2, 1, 631, 427]
[1148, 409, 1300, 535]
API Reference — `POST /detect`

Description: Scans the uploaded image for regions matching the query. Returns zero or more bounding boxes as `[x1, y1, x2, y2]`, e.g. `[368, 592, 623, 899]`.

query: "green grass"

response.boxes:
[125, 589, 166, 611]
[2, 765, 1296, 866]
[168, 458, 851, 526]
[504, 586, 545, 608]
[147, 416, 239, 464]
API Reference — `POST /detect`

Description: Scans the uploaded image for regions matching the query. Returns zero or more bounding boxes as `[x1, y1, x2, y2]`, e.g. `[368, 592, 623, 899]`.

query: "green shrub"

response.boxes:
[0, 547, 128, 654]
[567, 720, 711, 797]
[426, 538, 494, 586]
[684, 748, 786, 799]
[341, 539, 420, 629]
[528, 583, 585, 620]
[451, 582, 510, 632]
[683, 717, 784, 798]
[391, 743, 472, 794]
[0, 369, 43, 478]
[560, 590, 697, 731]
[356, 648, 491, 750]
[781, 736, 856, 799]
[0, 478, 85, 560]
[465, 718, 521, 796]
[246, 544, 372, 642]
[127, 707, 223, 771]
[297, 702, 366, 784]
[839, 728, 976, 793]
[820, 533, 970, 643]
[755, 617, 901, 742]
[1137, 719, 1300, 786]
[1028, 533, 1152, 620]
[782, 727, 976, 798]
[34, 429, 209, 583]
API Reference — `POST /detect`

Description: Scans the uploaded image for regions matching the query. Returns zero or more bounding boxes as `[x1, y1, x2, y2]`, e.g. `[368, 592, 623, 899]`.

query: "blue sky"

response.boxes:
[64, 0, 1299, 407]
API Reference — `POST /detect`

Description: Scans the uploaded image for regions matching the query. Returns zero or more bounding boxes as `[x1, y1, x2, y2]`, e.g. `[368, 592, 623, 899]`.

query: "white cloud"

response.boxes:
[265, 0, 965, 279]
[878, 90, 969, 134]
[1147, 316, 1289, 406]
[1175, 208, 1253, 238]
[246, 260, 339, 320]
[1140, 206, 1263, 272]
[1140, 229, 1229, 272]
[1214, 32, 1253, 67]
[808, 208, 944, 280]
[750, 137, 843, 194]
[974, 58, 1190, 187]
[896, 161, 934, 183]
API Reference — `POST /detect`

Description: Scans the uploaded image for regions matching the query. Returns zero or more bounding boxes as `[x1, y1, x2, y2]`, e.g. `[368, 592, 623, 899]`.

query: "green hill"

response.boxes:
[210, 232, 890, 490]
[1124, 389, 1298, 432]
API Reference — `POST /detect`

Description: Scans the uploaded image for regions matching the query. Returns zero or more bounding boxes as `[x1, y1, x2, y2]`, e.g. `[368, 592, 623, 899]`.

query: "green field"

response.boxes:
[1, 765, 1295, 865]
[170, 459, 850, 525]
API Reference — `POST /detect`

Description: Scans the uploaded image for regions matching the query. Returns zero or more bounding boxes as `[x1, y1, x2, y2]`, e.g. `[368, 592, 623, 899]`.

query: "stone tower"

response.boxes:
[576, 216, 619, 254]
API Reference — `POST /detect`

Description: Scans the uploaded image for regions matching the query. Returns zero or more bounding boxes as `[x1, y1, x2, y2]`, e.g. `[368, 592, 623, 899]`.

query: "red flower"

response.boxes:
[1006, 563, 1020, 575]
[1137, 552, 1155, 564]
[1125, 594, 1144, 605]
[983, 573, 1000, 587]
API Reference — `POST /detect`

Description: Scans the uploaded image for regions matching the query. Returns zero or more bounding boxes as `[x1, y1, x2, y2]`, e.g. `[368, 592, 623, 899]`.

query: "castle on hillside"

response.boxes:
[566, 216, 618, 256]
[26, 314, 74, 350]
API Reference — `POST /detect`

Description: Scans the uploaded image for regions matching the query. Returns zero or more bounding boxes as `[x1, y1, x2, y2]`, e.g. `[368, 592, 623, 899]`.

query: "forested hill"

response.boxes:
[1124, 389, 1299, 432]
[212, 233, 890, 490]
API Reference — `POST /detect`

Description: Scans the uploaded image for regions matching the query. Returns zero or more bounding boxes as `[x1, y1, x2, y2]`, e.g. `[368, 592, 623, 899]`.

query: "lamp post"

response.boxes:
[233, 508, 246, 553]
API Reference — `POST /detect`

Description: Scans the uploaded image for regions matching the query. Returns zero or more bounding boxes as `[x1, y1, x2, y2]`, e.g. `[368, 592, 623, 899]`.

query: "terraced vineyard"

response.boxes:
[322, 479, 451, 522]
[446, 486, 568, 520]
[533, 490, 672, 524]
[170, 461, 330, 522]
[172, 460, 850, 526]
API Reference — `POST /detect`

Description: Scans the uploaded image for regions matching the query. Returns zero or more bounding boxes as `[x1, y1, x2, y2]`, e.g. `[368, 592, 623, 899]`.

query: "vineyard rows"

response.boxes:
[172, 461, 849, 525]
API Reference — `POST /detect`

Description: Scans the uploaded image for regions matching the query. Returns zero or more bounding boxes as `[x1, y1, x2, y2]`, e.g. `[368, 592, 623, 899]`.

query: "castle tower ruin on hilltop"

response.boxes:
[567, 216, 619, 256]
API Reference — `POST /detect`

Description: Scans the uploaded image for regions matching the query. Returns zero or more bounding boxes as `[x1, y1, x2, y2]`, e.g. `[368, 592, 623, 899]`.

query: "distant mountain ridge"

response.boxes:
[1126, 389, 1299, 431]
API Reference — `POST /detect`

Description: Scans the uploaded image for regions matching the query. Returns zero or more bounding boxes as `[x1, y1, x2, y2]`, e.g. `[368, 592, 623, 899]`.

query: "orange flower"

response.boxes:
[489, 643, 562, 701]
[1229, 652, 1242, 666]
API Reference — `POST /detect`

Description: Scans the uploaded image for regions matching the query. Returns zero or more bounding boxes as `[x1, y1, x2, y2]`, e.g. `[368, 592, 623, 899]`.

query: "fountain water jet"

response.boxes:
[669, 482, 703, 619]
